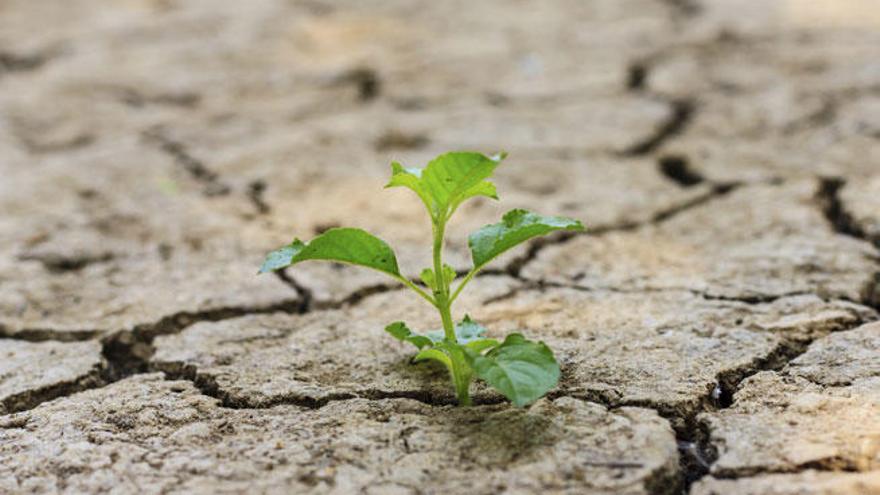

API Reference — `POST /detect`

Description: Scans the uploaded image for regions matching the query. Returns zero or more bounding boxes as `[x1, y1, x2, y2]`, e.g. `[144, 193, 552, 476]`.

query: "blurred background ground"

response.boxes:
[1, 1, 879, 494]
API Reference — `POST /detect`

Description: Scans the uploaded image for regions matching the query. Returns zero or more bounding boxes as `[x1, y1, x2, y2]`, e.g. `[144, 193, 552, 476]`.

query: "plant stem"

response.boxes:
[438, 296, 455, 341]
[395, 276, 437, 307]
[449, 267, 478, 304]
[433, 218, 456, 342]
[452, 363, 472, 406]
[433, 216, 471, 406]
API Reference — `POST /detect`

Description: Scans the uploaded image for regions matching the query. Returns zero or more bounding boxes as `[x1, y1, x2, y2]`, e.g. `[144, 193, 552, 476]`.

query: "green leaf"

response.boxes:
[259, 228, 400, 276]
[413, 348, 453, 371]
[466, 333, 560, 407]
[434, 340, 473, 389]
[385, 322, 433, 350]
[387, 162, 433, 215]
[424, 315, 488, 345]
[468, 209, 584, 271]
[419, 268, 435, 289]
[453, 180, 498, 213]
[386, 152, 505, 220]
[443, 265, 457, 285]
[462, 180, 499, 200]
[420, 265, 457, 292]
[454, 315, 488, 344]
[259, 243, 301, 273]
[465, 338, 500, 354]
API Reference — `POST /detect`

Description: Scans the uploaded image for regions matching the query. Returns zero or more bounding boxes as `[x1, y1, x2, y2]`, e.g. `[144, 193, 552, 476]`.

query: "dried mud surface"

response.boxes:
[1, 0, 879, 493]
[1, 374, 680, 494]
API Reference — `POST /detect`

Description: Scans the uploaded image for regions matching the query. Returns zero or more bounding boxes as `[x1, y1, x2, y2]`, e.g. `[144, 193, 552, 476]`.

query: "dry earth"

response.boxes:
[1, 0, 879, 494]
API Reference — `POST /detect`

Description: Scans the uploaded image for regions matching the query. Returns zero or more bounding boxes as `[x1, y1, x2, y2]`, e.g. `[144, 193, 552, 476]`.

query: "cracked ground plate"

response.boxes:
[699, 322, 880, 477]
[0, 374, 680, 495]
[522, 180, 879, 303]
[152, 282, 875, 432]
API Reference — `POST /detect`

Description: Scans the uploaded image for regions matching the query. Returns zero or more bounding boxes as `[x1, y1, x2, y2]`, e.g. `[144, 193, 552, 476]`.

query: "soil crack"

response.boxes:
[0, 296, 306, 414]
[620, 98, 695, 156]
[113, 87, 200, 109]
[815, 177, 880, 312]
[506, 181, 740, 277]
[483, 280, 824, 308]
[626, 61, 650, 92]
[0, 48, 56, 75]
[142, 128, 231, 197]
[274, 270, 312, 312]
[710, 459, 864, 480]
[0, 364, 105, 416]
[816, 177, 871, 243]
[690, 313, 875, 489]
[657, 155, 705, 188]
[246, 179, 271, 215]
[17, 251, 114, 273]
[660, 0, 702, 18]
[486, 282, 875, 493]
[157, 361, 505, 410]
[0, 328, 102, 343]
[276, 269, 412, 312]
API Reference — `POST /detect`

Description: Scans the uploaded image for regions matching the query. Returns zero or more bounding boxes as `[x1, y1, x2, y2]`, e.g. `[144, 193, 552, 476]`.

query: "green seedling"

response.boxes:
[260, 152, 584, 406]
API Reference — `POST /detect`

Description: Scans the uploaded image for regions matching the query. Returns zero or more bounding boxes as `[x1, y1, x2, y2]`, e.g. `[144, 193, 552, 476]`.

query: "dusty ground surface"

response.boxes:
[1, 0, 879, 493]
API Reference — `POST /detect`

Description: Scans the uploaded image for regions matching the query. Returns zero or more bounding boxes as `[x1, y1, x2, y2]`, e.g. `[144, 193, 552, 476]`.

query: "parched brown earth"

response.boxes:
[0, 374, 679, 495]
[1, 0, 879, 494]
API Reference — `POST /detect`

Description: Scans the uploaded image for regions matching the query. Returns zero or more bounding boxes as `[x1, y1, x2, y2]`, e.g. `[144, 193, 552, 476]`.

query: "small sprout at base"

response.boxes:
[260, 151, 584, 407]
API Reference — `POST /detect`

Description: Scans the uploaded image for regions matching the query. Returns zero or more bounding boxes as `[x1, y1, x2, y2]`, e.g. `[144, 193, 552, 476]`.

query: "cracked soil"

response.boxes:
[1, 0, 879, 494]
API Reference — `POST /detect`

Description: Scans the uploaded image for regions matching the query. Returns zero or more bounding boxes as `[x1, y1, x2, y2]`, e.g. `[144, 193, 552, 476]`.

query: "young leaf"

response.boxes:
[461, 180, 499, 205]
[413, 348, 453, 370]
[465, 338, 500, 354]
[419, 268, 435, 289]
[466, 333, 560, 407]
[468, 209, 584, 272]
[442, 264, 457, 286]
[259, 228, 400, 276]
[420, 265, 457, 292]
[385, 322, 434, 350]
[259, 243, 302, 273]
[387, 163, 433, 215]
[425, 316, 488, 344]
[454, 315, 488, 344]
[386, 152, 505, 220]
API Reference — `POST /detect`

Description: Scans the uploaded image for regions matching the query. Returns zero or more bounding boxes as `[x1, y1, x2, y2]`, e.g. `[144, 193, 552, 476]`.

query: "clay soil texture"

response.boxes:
[1, 0, 879, 494]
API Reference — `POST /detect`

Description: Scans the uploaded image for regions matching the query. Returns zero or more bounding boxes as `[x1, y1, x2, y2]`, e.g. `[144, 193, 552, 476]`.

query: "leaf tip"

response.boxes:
[491, 151, 508, 162]
[385, 161, 404, 188]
